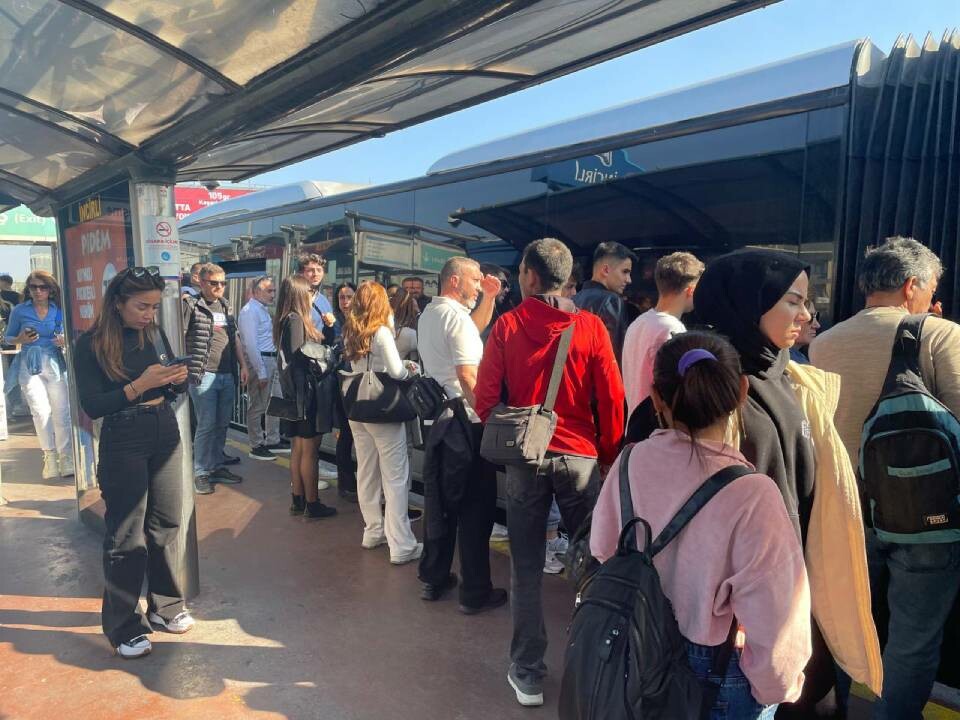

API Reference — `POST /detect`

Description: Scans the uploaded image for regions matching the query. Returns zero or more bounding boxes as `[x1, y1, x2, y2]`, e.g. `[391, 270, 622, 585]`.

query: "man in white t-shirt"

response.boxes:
[417, 256, 508, 614]
[622, 252, 704, 415]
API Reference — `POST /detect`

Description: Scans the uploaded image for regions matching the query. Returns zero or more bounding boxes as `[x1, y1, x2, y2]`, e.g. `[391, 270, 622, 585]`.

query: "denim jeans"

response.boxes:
[546, 498, 561, 533]
[189, 371, 235, 477]
[505, 453, 599, 686]
[865, 529, 960, 719]
[687, 641, 777, 720]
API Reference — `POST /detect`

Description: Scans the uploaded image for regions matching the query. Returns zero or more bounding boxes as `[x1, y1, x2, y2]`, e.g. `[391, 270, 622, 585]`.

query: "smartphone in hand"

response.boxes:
[162, 355, 191, 367]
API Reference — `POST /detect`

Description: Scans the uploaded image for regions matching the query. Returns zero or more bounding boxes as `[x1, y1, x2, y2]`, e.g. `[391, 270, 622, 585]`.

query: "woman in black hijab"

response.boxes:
[694, 250, 815, 540]
[695, 249, 850, 718]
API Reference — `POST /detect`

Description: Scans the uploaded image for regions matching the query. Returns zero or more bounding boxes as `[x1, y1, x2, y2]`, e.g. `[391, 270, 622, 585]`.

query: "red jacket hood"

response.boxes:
[512, 296, 579, 345]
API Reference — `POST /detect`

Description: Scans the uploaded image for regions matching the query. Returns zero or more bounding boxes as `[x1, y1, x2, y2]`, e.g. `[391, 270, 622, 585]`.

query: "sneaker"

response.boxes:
[490, 523, 509, 540]
[210, 467, 243, 484]
[267, 442, 291, 455]
[41, 450, 59, 480]
[194, 476, 215, 495]
[220, 453, 241, 466]
[248, 446, 277, 461]
[115, 634, 152, 659]
[390, 542, 424, 565]
[317, 479, 330, 491]
[459, 588, 508, 615]
[148, 610, 195, 634]
[421, 573, 458, 601]
[58, 452, 75, 477]
[362, 534, 387, 549]
[507, 666, 544, 707]
[317, 460, 338, 480]
[338, 488, 359, 503]
[303, 500, 337, 520]
[544, 535, 569, 574]
[290, 494, 305, 515]
[408, 507, 423, 523]
[543, 552, 564, 575]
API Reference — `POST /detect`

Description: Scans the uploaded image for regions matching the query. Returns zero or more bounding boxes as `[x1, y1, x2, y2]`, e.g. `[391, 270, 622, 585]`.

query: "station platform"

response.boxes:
[0, 419, 957, 719]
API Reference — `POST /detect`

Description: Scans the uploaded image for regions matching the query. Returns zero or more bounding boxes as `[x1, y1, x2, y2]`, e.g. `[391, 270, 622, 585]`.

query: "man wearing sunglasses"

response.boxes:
[182, 263, 249, 494]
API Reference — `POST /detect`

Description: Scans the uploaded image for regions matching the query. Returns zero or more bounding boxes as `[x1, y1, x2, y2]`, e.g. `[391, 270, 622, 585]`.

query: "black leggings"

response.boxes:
[98, 404, 184, 646]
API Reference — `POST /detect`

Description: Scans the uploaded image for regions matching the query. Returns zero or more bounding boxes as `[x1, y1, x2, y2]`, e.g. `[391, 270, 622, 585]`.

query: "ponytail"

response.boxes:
[652, 331, 742, 436]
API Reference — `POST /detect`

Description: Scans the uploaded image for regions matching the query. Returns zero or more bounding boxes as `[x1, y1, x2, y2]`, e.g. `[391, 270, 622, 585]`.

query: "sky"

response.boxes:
[0, 0, 957, 280]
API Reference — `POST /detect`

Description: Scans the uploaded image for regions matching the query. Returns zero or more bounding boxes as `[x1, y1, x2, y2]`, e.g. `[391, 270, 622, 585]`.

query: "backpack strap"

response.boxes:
[647, 464, 754, 557]
[542, 323, 575, 413]
[880, 313, 928, 395]
[618, 443, 637, 541]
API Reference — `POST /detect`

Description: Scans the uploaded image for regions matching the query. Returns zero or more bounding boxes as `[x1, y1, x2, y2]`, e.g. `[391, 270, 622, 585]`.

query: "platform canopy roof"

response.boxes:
[0, 0, 779, 214]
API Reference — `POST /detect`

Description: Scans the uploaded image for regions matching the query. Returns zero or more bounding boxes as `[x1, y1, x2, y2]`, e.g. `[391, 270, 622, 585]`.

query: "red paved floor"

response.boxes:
[0, 419, 954, 719]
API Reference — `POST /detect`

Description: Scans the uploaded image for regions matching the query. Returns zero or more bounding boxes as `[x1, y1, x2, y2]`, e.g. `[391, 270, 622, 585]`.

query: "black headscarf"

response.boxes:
[693, 249, 809, 374]
[693, 249, 814, 541]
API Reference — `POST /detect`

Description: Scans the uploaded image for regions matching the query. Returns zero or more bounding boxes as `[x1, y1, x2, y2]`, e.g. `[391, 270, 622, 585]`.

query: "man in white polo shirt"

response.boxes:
[417, 257, 508, 614]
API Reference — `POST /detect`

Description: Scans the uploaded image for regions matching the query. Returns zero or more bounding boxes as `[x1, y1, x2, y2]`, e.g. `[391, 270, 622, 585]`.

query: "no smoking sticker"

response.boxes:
[155, 221, 172, 237]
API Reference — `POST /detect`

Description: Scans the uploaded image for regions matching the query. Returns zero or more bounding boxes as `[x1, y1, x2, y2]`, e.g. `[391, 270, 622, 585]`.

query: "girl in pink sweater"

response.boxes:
[590, 331, 811, 719]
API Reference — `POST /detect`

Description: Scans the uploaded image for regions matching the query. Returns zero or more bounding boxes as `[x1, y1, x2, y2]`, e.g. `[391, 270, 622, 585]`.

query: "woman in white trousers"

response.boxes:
[341, 282, 421, 565]
[4, 270, 73, 479]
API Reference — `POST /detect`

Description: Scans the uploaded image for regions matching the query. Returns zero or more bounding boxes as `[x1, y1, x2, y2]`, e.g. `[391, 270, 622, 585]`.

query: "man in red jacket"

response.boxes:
[475, 238, 625, 708]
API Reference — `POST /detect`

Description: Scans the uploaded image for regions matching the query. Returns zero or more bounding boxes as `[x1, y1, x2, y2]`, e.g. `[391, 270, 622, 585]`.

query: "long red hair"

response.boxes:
[343, 281, 391, 361]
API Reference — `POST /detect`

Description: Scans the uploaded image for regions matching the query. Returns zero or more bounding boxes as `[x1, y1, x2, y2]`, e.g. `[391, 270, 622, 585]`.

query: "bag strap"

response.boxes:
[618, 444, 638, 547]
[542, 323, 575, 413]
[647, 464, 754, 557]
[880, 313, 927, 395]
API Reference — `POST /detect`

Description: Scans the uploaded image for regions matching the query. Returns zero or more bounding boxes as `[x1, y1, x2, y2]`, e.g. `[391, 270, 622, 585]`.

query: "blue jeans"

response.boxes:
[189, 372, 235, 477]
[865, 529, 960, 719]
[686, 641, 777, 720]
[546, 498, 561, 533]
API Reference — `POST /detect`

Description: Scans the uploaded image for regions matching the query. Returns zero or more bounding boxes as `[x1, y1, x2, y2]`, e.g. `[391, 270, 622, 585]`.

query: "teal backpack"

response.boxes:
[859, 314, 960, 543]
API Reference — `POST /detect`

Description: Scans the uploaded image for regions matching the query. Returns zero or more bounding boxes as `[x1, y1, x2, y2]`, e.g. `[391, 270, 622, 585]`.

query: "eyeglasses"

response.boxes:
[28, 284, 49, 291]
[206, 280, 227, 288]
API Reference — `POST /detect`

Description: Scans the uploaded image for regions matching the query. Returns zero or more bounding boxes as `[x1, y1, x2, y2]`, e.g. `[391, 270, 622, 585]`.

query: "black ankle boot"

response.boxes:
[290, 494, 305, 515]
[304, 499, 337, 520]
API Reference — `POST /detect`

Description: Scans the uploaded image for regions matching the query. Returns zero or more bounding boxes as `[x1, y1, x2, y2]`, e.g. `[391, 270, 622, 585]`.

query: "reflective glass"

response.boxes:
[87, 0, 391, 85]
[0, 0, 224, 144]
[182, 131, 359, 177]
[0, 108, 113, 188]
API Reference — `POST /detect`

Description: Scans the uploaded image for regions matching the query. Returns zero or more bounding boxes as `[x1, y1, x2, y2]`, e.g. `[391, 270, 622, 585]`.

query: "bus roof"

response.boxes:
[428, 40, 870, 175]
[178, 180, 367, 228]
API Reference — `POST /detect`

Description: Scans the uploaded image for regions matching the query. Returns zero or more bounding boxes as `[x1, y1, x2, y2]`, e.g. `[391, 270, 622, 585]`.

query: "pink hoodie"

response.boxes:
[590, 430, 811, 705]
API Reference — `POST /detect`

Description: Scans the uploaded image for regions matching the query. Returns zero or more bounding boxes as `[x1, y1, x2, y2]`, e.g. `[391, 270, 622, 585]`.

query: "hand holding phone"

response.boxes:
[162, 355, 191, 367]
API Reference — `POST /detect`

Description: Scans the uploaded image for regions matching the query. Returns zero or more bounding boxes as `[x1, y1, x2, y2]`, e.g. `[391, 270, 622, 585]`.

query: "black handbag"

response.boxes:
[405, 375, 446, 421]
[339, 355, 417, 424]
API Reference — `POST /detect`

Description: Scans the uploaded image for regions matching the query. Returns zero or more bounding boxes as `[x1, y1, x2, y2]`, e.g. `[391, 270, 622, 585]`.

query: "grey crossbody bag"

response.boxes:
[480, 323, 574, 468]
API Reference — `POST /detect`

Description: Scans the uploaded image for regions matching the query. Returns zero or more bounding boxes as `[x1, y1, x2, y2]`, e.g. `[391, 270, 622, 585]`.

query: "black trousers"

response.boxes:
[418, 423, 497, 607]
[98, 404, 185, 646]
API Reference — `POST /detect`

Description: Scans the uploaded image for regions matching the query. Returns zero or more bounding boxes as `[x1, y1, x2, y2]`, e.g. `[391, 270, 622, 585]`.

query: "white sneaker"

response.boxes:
[317, 460, 338, 480]
[58, 452, 75, 477]
[490, 523, 509, 540]
[362, 534, 387, 549]
[148, 610, 196, 634]
[543, 535, 569, 574]
[41, 451, 59, 480]
[317, 479, 330, 491]
[390, 542, 424, 565]
[116, 634, 152, 659]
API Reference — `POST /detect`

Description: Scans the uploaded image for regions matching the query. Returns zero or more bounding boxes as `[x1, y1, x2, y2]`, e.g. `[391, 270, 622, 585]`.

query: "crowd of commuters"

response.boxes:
[59, 233, 960, 719]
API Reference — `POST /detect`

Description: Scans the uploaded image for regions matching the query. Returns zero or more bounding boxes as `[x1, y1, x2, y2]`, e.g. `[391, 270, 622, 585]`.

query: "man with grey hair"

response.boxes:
[811, 236, 960, 719]
[416, 256, 508, 614]
[476, 238, 624, 707]
[238, 275, 287, 461]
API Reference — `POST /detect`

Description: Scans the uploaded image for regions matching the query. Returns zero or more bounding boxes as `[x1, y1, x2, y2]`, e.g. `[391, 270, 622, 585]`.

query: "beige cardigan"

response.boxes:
[727, 361, 883, 695]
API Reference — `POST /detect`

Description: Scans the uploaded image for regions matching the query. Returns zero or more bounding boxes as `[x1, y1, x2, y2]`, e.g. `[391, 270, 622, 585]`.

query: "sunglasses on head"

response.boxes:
[117, 266, 164, 288]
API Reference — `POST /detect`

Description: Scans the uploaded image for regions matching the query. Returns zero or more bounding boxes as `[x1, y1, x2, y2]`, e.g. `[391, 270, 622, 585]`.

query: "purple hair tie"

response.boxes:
[677, 349, 717, 376]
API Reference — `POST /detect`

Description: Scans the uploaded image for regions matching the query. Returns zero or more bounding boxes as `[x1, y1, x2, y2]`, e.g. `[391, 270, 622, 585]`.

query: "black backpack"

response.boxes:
[559, 444, 751, 720]
[859, 314, 960, 542]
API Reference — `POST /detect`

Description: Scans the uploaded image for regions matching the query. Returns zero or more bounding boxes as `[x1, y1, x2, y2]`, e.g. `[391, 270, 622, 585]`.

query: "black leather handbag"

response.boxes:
[339, 355, 417, 424]
[405, 375, 446, 421]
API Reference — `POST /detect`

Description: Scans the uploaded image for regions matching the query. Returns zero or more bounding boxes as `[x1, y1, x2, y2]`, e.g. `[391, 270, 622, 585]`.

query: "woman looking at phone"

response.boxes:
[3, 270, 73, 479]
[73, 267, 193, 659]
